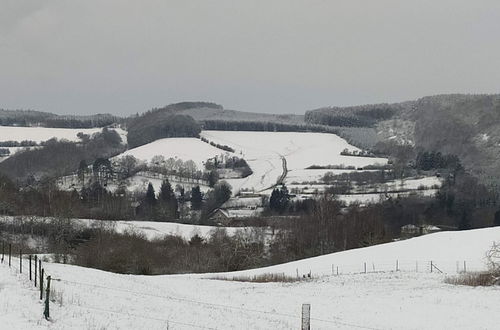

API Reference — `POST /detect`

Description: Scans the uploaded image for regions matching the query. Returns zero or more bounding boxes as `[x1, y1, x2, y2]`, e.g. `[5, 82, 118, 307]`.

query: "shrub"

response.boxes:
[445, 272, 500, 286]
[212, 273, 305, 283]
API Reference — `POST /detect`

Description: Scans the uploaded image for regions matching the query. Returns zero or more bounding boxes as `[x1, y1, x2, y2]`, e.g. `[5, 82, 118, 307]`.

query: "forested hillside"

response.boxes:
[0, 128, 124, 181]
[0, 109, 118, 128]
[306, 94, 500, 181]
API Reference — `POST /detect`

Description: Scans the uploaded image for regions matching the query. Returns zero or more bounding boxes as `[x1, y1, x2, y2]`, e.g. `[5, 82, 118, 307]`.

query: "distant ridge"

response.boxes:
[306, 93, 500, 181]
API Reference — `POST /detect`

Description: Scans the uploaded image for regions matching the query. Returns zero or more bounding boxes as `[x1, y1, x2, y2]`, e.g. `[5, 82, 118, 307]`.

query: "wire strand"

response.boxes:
[58, 278, 383, 329]
[63, 302, 217, 330]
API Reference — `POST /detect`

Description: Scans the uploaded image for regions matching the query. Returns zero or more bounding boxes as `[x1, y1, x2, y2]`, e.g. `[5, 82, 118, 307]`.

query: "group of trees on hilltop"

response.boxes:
[0, 109, 118, 128]
[148, 102, 223, 113]
[43, 115, 118, 128]
[305, 106, 396, 128]
[201, 120, 337, 133]
[127, 114, 201, 148]
[0, 140, 39, 147]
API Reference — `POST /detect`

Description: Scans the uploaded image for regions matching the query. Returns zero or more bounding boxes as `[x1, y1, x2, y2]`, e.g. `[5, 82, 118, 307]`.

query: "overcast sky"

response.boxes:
[1, 0, 500, 116]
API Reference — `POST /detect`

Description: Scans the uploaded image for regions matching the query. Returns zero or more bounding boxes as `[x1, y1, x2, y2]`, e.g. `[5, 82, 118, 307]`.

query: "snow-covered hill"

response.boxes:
[201, 131, 388, 193]
[111, 130, 388, 195]
[0, 126, 127, 144]
[2, 227, 499, 329]
[119, 137, 229, 171]
[211, 226, 500, 278]
[0, 126, 127, 162]
[79, 218, 241, 240]
[0, 216, 240, 241]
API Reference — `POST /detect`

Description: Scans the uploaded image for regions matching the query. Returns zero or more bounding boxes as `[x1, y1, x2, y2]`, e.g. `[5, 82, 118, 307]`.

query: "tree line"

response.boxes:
[201, 120, 338, 133]
[0, 109, 118, 128]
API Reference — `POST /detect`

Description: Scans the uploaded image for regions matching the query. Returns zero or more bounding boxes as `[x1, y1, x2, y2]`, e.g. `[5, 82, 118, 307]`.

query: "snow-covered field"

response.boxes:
[81, 219, 241, 241]
[336, 189, 439, 205]
[2, 227, 499, 329]
[285, 168, 375, 184]
[0, 126, 127, 144]
[380, 176, 442, 191]
[0, 126, 127, 162]
[0, 216, 239, 241]
[111, 131, 388, 197]
[214, 226, 500, 278]
[201, 131, 388, 193]
[119, 137, 228, 171]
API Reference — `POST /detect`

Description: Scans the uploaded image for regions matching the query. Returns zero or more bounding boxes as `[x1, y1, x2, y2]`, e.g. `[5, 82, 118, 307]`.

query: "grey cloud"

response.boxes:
[1, 0, 499, 115]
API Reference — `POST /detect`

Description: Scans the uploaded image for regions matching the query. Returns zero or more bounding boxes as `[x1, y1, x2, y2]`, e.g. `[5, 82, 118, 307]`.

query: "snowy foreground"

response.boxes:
[1, 227, 500, 329]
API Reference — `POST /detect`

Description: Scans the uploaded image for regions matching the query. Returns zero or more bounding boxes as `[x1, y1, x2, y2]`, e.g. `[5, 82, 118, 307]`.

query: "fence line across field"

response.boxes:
[1, 244, 54, 320]
[0, 238, 483, 329]
[55, 278, 385, 330]
[1, 250, 384, 329]
[291, 259, 479, 278]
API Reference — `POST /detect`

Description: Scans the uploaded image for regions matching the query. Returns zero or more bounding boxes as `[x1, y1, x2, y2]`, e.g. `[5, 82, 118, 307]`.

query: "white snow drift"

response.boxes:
[2, 227, 500, 329]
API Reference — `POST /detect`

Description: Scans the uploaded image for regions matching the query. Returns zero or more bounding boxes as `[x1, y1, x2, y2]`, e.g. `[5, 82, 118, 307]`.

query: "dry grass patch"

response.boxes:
[212, 273, 305, 283]
[445, 271, 500, 287]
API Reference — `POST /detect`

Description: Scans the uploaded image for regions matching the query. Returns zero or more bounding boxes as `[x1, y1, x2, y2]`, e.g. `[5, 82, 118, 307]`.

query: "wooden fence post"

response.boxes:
[396, 260, 399, 272]
[8, 243, 11, 267]
[34, 256, 38, 287]
[44, 276, 51, 320]
[40, 268, 44, 300]
[19, 249, 22, 274]
[364, 262, 367, 274]
[430, 261, 433, 273]
[301, 304, 311, 330]
[1, 241, 4, 263]
[29, 255, 32, 281]
[416, 261, 418, 273]
[463, 261, 467, 273]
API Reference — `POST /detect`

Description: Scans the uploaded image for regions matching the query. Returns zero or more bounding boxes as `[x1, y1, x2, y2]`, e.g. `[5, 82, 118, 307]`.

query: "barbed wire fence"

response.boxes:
[0, 238, 482, 329]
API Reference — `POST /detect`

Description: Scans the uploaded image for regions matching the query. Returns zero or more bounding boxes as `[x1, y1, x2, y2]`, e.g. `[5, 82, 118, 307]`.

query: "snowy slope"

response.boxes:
[112, 131, 388, 194]
[0, 216, 238, 241]
[201, 131, 388, 193]
[0, 126, 127, 144]
[214, 226, 500, 278]
[79, 218, 241, 240]
[2, 227, 500, 329]
[336, 189, 439, 205]
[118, 137, 228, 171]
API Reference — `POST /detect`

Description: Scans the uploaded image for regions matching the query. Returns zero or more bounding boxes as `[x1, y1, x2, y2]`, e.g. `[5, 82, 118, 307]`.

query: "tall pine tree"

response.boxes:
[157, 179, 179, 220]
[137, 182, 157, 219]
[269, 185, 290, 213]
[191, 186, 203, 210]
